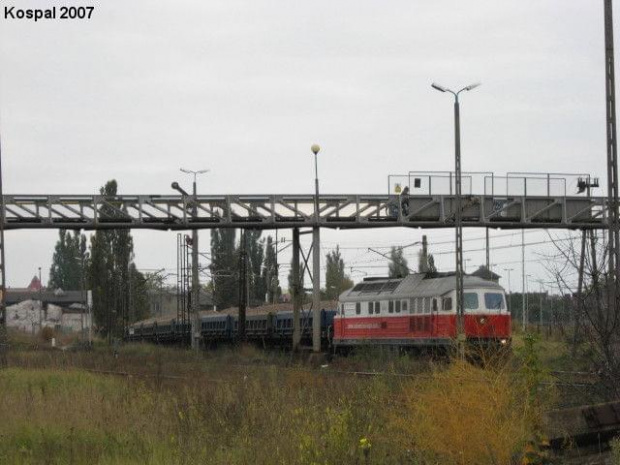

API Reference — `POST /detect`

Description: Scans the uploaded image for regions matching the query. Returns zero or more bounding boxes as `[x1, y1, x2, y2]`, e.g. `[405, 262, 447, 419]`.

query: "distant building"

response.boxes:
[146, 287, 214, 317]
[470, 266, 501, 283]
[5, 279, 91, 335]
[27, 275, 43, 291]
[6, 300, 92, 334]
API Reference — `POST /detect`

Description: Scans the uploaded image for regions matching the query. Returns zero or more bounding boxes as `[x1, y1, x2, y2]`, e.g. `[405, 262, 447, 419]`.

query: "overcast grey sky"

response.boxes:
[0, 0, 613, 293]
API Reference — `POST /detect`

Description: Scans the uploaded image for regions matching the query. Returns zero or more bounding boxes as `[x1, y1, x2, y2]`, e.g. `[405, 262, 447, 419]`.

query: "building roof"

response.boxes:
[470, 266, 501, 281]
[339, 273, 503, 302]
[27, 276, 43, 291]
[5, 289, 86, 305]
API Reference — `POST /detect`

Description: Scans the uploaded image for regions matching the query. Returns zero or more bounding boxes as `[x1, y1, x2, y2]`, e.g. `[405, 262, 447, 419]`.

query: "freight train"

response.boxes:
[126, 273, 510, 351]
[126, 309, 336, 348]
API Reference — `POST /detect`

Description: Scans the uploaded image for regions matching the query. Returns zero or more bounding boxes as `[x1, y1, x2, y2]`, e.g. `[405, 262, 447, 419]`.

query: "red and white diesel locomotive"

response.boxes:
[333, 273, 511, 349]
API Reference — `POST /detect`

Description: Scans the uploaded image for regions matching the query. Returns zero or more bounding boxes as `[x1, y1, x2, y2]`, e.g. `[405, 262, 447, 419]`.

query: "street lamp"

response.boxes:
[310, 144, 321, 353]
[173, 168, 209, 350]
[431, 81, 481, 350]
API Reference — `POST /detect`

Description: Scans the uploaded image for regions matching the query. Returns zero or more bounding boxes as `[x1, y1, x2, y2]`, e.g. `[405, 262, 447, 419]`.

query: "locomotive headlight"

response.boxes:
[500, 339, 508, 345]
[478, 317, 487, 325]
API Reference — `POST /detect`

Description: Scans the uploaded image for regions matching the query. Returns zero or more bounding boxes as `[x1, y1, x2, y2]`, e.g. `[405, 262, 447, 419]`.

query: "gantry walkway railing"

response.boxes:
[0, 193, 608, 230]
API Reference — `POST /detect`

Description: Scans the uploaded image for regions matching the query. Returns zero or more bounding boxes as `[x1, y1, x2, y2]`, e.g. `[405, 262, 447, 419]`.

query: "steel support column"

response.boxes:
[238, 229, 247, 341]
[191, 182, 200, 350]
[0, 134, 6, 368]
[522, 229, 526, 331]
[604, 0, 620, 314]
[312, 226, 321, 352]
[292, 227, 301, 350]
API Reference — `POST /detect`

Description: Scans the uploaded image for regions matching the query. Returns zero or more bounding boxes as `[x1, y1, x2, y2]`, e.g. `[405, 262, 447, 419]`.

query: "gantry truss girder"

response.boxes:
[1, 193, 609, 230]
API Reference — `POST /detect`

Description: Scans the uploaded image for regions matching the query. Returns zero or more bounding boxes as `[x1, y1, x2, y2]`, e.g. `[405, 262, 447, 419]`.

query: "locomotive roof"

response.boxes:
[339, 273, 503, 301]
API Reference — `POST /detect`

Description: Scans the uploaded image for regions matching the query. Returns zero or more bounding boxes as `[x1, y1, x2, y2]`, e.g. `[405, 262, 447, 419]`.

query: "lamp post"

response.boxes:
[173, 168, 209, 350]
[311, 144, 321, 353]
[431, 81, 481, 350]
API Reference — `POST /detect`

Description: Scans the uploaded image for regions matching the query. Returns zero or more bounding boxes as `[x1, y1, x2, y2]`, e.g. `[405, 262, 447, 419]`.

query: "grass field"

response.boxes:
[0, 332, 585, 465]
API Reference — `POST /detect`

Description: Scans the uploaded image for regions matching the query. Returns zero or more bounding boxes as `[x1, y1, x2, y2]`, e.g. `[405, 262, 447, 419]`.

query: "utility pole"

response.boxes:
[0, 132, 6, 368]
[311, 145, 322, 353]
[485, 228, 490, 270]
[503, 268, 513, 314]
[191, 187, 200, 349]
[431, 82, 480, 357]
[604, 0, 620, 317]
[175, 168, 209, 350]
[539, 282, 544, 333]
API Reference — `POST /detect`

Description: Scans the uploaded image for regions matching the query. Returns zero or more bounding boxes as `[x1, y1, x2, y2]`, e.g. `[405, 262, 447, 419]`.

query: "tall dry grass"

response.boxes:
[0, 365, 404, 464]
[0, 341, 554, 464]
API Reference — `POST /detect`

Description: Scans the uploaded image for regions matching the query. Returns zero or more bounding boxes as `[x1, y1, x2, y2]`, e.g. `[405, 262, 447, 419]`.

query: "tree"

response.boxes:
[210, 227, 237, 310]
[262, 236, 281, 303]
[427, 254, 437, 274]
[246, 230, 265, 306]
[325, 246, 353, 300]
[388, 247, 410, 279]
[287, 250, 305, 304]
[49, 230, 88, 290]
[544, 230, 620, 397]
[417, 235, 437, 275]
[88, 180, 144, 338]
[128, 264, 150, 322]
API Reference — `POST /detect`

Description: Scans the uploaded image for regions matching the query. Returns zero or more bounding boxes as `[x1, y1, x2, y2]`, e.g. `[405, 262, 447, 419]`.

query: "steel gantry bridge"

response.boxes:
[0, 175, 609, 355]
[0, 192, 608, 230]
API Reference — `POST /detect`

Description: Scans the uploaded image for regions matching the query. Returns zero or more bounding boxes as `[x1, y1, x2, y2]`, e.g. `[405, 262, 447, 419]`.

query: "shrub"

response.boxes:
[390, 360, 537, 465]
[39, 326, 55, 342]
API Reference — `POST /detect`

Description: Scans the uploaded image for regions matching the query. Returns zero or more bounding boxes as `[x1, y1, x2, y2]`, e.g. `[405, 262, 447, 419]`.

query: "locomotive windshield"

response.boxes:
[484, 293, 505, 310]
[464, 292, 479, 310]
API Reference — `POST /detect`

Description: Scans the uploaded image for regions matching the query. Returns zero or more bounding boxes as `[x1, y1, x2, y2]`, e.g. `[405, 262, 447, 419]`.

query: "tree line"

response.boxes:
[47, 180, 366, 337]
[48, 180, 149, 339]
[48, 179, 434, 338]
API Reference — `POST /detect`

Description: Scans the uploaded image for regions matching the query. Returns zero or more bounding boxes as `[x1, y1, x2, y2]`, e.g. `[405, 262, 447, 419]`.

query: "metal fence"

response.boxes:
[388, 171, 597, 198]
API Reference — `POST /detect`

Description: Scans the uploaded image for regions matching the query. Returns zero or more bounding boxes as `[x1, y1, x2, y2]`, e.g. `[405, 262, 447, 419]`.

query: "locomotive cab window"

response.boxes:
[484, 293, 505, 311]
[464, 292, 479, 311]
[442, 297, 452, 311]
